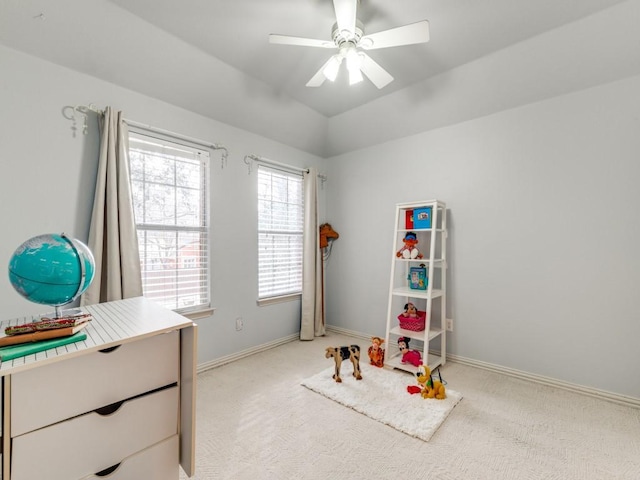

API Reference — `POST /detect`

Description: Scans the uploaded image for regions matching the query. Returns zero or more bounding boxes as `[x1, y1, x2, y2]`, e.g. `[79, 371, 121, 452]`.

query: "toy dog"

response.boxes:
[325, 345, 363, 383]
[416, 365, 446, 399]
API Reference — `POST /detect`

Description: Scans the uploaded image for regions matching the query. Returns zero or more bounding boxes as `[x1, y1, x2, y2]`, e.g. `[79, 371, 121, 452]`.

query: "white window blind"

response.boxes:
[129, 131, 210, 313]
[257, 165, 304, 299]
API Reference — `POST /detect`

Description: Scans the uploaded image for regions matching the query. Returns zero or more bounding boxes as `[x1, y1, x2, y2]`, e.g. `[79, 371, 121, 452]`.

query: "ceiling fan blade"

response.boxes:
[306, 58, 333, 87]
[333, 0, 357, 36]
[360, 20, 430, 50]
[269, 34, 334, 48]
[360, 53, 394, 89]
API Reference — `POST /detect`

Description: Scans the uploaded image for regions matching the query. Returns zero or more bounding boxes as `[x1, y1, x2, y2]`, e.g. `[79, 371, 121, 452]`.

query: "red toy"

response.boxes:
[397, 336, 422, 367]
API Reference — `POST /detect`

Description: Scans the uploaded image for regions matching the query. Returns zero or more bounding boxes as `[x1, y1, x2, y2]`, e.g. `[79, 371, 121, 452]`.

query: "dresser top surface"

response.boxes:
[0, 297, 194, 375]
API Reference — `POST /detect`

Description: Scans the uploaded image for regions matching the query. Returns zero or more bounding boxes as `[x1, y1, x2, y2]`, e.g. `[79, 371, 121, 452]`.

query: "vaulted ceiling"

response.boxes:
[0, 0, 635, 156]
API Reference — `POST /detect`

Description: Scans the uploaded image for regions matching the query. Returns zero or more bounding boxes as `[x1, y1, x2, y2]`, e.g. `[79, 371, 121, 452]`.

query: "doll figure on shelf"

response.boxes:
[402, 302, 418, 318]
[397, 336, 422, 367]
[368, 336, 385, 368]
[396, 232, 423, 259]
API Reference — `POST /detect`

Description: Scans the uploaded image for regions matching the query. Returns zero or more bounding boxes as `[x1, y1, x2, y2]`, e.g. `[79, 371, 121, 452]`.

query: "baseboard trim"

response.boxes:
[325, 324, 372, 341]
[197, 333, 299, 374]
[196, 325, 368, 374]
[447, 353, 640, 408]
[325, 326, 640, 409]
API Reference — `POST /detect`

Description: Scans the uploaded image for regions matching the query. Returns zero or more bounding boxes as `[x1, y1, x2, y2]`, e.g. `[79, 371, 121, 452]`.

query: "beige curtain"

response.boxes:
[300, 167, 324, 340]
[80, 107, 142, 305]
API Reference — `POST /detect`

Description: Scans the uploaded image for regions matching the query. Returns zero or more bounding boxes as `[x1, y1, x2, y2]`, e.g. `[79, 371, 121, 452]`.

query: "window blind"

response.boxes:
[257, 165, 304, 299]
[129, 132, 211, 313]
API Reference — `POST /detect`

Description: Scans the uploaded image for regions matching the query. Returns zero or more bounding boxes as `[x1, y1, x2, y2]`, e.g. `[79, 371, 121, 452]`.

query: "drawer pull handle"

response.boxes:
[95, 400, 125, 416]
[98, 345, 122, 354]
[96, 463, 121, 477]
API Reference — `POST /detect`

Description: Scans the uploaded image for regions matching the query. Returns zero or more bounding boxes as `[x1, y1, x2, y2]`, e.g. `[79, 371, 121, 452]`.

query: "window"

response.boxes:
[128, 130, 210, 313]
[257, 165, 304, 300]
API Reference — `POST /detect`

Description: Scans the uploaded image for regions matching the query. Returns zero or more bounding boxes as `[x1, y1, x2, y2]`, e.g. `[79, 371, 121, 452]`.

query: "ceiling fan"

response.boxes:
[269, 0, 429, 89]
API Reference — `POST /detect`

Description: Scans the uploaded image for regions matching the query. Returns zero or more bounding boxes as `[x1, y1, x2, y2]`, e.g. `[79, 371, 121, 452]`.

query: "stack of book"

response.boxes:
[0, 312, 91, 361]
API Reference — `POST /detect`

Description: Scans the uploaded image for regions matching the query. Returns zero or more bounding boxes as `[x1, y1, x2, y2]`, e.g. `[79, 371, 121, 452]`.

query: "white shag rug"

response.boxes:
[301, 362, 463, 442]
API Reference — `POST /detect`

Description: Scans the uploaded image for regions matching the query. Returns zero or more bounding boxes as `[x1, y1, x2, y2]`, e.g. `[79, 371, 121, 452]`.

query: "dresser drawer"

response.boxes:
[80, 435, 179, 480]
[11, 385, 178, 480]
[11, 331, 179, 436]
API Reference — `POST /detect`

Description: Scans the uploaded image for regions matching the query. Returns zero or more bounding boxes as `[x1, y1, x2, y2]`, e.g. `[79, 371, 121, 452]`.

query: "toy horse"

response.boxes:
[325, 345, 362, 383]
[319, 223, 339, 249]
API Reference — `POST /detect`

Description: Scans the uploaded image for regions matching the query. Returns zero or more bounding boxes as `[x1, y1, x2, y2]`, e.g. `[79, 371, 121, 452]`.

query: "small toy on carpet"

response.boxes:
[368, 336, 385, 368]
[408, 365, 447, 399]
[396, 232, 423, 259]
[397, 336, 422, 367]
[325, 345, 363, 383]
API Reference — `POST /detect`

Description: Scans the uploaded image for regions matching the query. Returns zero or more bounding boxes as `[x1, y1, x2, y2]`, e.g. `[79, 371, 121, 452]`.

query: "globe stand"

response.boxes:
[49, 234, 89, 319]
[49, 302, 85, 320]
[40, 306, 84, 322]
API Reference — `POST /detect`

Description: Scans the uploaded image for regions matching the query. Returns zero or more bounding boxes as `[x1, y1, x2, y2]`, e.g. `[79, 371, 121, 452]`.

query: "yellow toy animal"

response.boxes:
[416, 365, 446, 400]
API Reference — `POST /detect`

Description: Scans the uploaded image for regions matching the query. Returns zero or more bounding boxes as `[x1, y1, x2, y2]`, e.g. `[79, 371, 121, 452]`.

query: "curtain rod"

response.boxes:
[62, 103, 229, 168]
[243, 154, 307, 175]
[243, 154, 327, 186]
[125, 119, 229, 169]
[61, 103, 105, 137]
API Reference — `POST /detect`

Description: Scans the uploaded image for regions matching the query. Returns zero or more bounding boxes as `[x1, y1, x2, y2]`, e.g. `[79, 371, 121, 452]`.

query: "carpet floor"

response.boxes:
[181, 332, 640, 480]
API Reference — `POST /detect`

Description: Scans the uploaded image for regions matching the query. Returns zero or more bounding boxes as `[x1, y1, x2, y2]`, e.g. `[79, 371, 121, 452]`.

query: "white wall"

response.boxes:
[0, 45, 326, 365]
[324, 74, 640, 398]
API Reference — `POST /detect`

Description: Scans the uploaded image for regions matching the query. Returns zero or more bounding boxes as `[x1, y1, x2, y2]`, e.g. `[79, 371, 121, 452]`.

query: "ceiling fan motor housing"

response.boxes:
[331, 19, 364, 46]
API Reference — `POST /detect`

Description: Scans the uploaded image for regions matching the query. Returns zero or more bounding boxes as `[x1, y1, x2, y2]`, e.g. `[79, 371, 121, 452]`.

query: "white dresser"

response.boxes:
[0, 297, 197, 480]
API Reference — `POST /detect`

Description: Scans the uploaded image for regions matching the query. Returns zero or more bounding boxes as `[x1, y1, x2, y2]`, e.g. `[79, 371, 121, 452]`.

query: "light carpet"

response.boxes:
[301, 362, 463, 441]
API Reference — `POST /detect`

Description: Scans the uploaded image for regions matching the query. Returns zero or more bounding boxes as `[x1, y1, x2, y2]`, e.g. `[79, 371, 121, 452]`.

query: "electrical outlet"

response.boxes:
[446, 318, 453, 332]
[235, 317, 244, 331]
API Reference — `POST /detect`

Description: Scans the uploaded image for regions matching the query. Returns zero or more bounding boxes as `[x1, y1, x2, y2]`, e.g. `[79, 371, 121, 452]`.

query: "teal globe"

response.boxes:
[8, 233, 95, 308]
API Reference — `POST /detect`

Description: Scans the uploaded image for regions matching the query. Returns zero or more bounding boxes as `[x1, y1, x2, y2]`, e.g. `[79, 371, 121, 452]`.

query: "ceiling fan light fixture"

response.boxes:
[322, 55, 342, 82]
[346, 49, 363, 85]
[348, 67, 363, 85]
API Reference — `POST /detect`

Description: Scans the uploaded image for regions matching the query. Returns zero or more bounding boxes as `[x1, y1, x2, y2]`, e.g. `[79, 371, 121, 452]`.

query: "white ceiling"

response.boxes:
[0, 0, 633, 155]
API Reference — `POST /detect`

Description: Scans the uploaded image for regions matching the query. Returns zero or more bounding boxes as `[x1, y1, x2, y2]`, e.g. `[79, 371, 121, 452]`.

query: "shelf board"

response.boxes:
[390, 325, 443, 342]
[397, 228, 446, 234]
[391, 287, 443, 299]
[396, 200, 444, 209]
[395, 258, 445, 266]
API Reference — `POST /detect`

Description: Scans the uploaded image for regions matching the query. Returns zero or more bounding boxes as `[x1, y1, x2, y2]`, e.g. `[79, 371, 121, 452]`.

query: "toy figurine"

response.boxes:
[407, 365, 447, 399]
[396, 232, 423, 259]
[417, 365, 447, 399]
[368, 336, 385, 367]
[397, 336, 422, 367]
[325, 345, 362, 383]
[401, 302, 418, 318]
